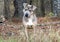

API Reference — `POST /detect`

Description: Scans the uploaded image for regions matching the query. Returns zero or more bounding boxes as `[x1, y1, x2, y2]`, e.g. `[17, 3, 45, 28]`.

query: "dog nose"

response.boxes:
[25, 13, 28, 17]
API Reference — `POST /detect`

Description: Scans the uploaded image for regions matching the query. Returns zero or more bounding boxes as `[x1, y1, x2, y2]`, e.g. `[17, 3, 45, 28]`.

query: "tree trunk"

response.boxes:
[40, 0, 45, 17]
[50, 0, 53, 12]
[13, 0, 27, 19]
[4, 0, 11, 20]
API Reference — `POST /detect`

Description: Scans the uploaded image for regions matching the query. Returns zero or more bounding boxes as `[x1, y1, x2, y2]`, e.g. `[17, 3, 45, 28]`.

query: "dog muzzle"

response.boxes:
[25, 13, 29, 17]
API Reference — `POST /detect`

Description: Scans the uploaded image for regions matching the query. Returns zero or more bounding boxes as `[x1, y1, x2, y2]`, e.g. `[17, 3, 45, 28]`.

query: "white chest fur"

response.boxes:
[27, 16, 33, 25]
[23, 14, 37, 26]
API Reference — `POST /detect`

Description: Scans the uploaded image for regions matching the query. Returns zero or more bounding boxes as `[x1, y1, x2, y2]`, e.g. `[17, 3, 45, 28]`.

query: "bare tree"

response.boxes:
[4, 0, 11, 20]
[40, 0, 45, 17]
[13, 0, 27, 19]
[50, 0, 53, 12]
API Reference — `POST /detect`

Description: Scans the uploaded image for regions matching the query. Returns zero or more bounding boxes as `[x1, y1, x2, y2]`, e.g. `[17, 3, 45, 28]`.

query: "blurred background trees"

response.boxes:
[0, 0, 60, 20]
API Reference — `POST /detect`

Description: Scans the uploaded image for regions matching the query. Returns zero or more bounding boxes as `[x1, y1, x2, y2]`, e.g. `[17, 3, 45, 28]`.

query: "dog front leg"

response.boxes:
[33, 26, 36, 36]
[25, 27, 29, 42]
[33, 26, 36, 42]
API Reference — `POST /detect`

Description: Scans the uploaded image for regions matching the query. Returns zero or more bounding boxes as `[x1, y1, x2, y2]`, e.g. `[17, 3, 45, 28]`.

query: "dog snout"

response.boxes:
[25, 13, 29, 17]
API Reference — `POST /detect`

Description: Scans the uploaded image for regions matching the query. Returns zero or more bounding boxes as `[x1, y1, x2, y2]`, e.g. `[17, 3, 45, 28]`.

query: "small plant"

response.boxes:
[47, 12, 54, 17]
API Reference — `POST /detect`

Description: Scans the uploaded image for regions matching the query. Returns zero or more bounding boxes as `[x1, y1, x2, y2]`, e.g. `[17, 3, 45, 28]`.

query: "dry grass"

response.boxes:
[0, 17, 60, 42]
[0, 24, 60, 42]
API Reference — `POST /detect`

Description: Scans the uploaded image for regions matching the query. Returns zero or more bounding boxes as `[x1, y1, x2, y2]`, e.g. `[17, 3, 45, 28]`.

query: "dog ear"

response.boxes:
[23, 3, 28, 8]
[32, 5, 37, 11]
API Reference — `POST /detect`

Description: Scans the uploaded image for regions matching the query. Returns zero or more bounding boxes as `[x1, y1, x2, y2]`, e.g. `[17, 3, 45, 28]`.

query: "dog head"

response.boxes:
[23, 3, 37, 18]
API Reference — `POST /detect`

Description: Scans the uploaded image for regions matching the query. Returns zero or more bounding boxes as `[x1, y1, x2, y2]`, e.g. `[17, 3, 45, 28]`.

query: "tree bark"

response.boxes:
[4, 0, 11, 20]
[13, 0, 27, 19]
[40, 0, 45, 17]
[50, 0, 53, 12]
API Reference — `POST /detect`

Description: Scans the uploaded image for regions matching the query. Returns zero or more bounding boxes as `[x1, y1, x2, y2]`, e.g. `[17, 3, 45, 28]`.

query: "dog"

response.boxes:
[23, 3, 37, 41]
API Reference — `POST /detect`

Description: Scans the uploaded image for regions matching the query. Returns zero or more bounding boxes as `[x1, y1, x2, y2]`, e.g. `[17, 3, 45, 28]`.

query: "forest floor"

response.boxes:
[0, 17, 60, 42]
